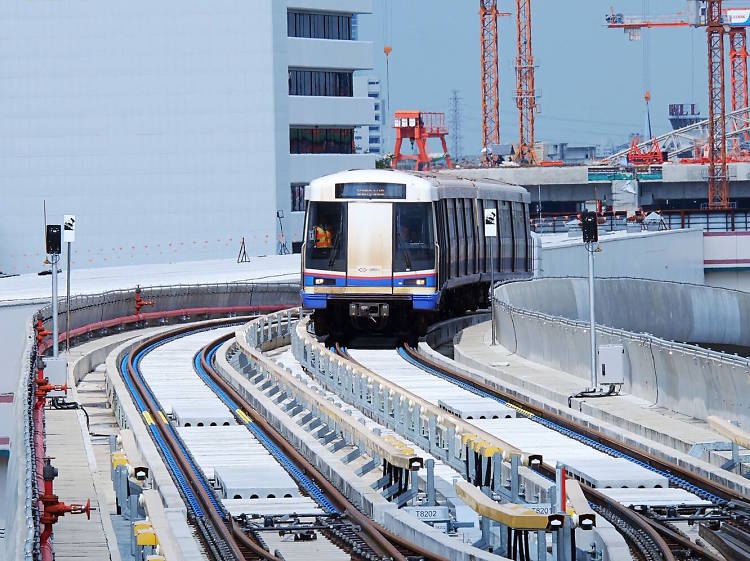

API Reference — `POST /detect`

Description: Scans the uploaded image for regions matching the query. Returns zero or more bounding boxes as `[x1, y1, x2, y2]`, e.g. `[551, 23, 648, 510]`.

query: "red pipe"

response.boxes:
[38, 304, 296, 353]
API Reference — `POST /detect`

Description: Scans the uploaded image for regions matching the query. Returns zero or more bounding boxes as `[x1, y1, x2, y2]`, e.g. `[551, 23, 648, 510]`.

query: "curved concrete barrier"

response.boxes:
[496, 277, 750, 347]
[493, 278, 750, 428]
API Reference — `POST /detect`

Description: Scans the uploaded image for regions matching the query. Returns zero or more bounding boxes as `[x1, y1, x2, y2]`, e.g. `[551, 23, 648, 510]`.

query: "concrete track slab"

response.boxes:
[455, 322, 730, 455]
[451, 322, 750, 494]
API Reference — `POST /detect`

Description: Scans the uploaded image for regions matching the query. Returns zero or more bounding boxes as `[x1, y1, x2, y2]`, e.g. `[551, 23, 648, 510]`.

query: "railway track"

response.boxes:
[119, 319, 450, 561]
[326, 342, 750, 561]
[395, 343, 749, 561]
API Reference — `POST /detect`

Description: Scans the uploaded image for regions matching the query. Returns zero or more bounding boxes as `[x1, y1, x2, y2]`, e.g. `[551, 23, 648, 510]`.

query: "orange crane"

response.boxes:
[479, 1, 503, 152]
[606, 1, 750, 209]
[515, 0, 537, 164]
[480, 2, 543, 164]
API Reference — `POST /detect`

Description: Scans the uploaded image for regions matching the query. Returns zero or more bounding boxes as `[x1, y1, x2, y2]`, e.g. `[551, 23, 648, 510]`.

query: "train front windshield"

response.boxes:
[306, 202, 347, 271]
[394, 203, 434, 272]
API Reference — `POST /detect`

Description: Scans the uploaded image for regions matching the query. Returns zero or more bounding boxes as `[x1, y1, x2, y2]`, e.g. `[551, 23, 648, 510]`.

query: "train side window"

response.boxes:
[464, 199, 475, 275]
[477, 199, 486, 272]
[512, 201, 527, 272]
[394, 203, 435, 272]
[455, 199, 466, 276]
[499, 201, 513, 272]
[446, 199, 458, 278]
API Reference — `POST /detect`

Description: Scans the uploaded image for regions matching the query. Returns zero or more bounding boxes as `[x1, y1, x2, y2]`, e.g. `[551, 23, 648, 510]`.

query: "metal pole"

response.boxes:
[66, 242, 71, 352]
[490, 241, 496, 345]
[588, 244, 597, 389]
[51, 254, 59, 358]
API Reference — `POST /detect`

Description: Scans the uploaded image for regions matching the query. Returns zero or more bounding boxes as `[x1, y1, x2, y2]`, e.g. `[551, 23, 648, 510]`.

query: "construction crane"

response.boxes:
[479, 1, 502, 153]
[606, 1, 750, 209]
[515, 0, 537, 164]
[479, 1, 540, 165]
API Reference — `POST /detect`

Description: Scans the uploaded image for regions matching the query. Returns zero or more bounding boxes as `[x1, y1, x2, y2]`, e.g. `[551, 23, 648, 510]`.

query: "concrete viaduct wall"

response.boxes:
[493, 278, 750, 429]
[4, 281, 300, 561]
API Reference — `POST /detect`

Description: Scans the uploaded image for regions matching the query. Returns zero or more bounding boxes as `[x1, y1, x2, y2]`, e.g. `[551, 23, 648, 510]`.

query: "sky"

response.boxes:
[356, 0, 730, 157]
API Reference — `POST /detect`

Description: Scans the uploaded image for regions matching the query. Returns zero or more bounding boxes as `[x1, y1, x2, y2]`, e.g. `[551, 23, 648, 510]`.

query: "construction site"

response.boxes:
[390, 0, 750, 223]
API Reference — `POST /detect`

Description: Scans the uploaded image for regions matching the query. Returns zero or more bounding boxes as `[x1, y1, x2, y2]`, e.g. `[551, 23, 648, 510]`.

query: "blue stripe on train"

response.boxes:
[301, 291, 440, 311]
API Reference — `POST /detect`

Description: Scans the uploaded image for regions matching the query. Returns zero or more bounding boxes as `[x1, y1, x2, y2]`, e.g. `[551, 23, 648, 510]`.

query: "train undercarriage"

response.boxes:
[310, 282, 490, 339]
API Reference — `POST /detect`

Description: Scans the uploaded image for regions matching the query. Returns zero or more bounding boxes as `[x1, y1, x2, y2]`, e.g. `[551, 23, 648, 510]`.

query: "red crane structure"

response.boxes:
[729, 27, 750, 152]
[515, 0, 537, 164]
[391, 111, 453, 171]
[707, 0, 729, 208]
[479, 0, 501, 152]
[606, 1, 750, 209]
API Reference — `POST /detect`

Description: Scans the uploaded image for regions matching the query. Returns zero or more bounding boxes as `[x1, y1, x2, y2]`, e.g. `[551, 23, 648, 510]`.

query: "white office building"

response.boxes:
[355, 76, 385, 156]
[0, 1, 375, 274]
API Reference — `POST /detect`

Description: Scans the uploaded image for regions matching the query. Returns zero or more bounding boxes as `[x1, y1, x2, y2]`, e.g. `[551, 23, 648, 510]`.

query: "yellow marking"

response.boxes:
[236, 409, 252, 424]
[142, 412, 154, 425]
[132, 521, 152, 535]
[158, 412, 168, 424]
[111, 452, 128, 469]
[135, 529, 159, 547]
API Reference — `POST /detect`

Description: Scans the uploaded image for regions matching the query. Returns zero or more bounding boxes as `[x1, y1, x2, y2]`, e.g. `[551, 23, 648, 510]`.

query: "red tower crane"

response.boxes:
[707, 0, 729, 208]
[729, 27, 750, 152]
[515, 0, 537, 164]
[479, 0, 501, 151]
[606, 1, 750, 209]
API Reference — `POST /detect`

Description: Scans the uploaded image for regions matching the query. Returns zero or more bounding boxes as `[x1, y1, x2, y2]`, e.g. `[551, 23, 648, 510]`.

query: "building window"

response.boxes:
[288, 70, 353, 97]
[369, 136, 380, 144]
[369, 125, 379, 132]
[291, 183, 307, 212]
[290, 128, 354, 154]
[368, 92, 378, 98]
[287, 11, 352, 40]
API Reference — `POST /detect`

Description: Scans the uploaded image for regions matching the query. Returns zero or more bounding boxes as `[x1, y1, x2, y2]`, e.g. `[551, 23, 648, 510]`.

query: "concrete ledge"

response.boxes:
[435, 326, 750, 497]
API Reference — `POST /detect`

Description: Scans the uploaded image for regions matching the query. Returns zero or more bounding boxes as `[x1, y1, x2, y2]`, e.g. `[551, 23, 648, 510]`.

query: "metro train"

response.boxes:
[301, 169, 532, 336]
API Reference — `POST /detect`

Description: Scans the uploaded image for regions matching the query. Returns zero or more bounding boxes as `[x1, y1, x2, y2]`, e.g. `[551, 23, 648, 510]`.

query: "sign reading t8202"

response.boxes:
[335, 182, 406, 199]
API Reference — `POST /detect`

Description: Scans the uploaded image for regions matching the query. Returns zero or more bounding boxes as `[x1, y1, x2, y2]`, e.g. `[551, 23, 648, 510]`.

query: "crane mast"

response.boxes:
[707, 0, 729, 208]
[515, 0, 537, 164]
[479, 0, 500, 151]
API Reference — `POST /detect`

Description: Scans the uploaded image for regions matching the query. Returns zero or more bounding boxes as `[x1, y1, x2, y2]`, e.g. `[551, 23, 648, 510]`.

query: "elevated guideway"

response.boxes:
[490, 277, 750, 438]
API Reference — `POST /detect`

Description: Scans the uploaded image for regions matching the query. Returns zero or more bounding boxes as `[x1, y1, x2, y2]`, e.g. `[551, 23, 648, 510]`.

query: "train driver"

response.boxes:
[314, 223, 333, 249]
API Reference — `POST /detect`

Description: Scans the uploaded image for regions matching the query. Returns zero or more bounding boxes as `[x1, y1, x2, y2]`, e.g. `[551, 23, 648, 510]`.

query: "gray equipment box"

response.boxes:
[44, 357, 68, 397]
[597, 344, 626, 385]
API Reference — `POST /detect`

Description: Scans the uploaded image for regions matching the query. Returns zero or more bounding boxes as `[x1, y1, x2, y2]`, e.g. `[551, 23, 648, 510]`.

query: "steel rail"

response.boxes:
[402, 343, 750, 508]
[335, 344, 671, 560]
[402, 343, 747, 560]
[125, 321, 283, 561]
[201, 331, 451, 561]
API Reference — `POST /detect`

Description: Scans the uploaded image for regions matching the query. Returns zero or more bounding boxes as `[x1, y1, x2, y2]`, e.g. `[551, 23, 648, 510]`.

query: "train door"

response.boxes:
[346, 202, 393, 293]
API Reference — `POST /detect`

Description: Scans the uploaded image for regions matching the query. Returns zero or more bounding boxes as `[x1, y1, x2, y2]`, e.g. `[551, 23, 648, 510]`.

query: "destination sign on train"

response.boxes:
[335, 182, 406, 199]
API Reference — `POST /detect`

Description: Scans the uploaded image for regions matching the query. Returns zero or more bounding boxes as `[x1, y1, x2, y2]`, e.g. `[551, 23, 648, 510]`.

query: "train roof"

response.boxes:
[306, 169, 530, 203]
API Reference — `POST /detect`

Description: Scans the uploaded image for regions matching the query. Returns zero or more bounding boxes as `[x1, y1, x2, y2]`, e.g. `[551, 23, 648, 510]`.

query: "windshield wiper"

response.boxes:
[396, 231, 413, 270]
[327, 233, 342, 268]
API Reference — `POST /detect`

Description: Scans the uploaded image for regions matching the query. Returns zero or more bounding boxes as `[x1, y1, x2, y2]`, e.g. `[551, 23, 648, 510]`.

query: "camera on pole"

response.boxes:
[580, 211, 598, 243]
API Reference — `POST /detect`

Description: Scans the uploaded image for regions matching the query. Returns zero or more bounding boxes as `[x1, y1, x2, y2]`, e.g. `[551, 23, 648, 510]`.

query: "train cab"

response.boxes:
[302, 170, 438, 335]
[301, 169, 531, 337]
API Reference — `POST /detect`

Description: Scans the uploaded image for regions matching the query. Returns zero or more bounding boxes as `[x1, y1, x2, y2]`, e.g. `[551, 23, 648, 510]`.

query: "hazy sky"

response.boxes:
[357, 0, 727, 156]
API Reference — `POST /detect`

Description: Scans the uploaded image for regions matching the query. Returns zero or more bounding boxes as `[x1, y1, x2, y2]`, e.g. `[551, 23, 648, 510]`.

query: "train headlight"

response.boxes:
[314, 278, 324, 285]
[415, 278, 426, 286]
